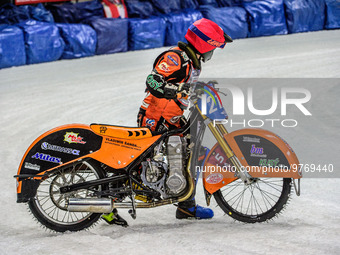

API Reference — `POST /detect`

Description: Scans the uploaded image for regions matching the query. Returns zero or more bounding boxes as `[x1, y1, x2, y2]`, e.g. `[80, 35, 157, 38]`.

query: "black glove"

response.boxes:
[164, 83, 179, 99]
[176, 83, 190, 98]
[179, 83, 190, 93]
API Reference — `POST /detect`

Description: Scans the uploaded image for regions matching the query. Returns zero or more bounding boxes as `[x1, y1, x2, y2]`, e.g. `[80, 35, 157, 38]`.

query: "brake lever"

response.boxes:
[217, 89, 227, 96]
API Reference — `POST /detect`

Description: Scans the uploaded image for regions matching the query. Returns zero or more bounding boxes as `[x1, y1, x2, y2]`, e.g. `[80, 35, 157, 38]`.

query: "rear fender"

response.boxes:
[16, 124, 103, 202]
[203, 128, 302, 194]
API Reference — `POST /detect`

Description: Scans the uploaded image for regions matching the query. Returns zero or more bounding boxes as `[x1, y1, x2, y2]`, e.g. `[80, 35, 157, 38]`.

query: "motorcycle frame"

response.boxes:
[62, 107, 207, 209]
[58, 100, 257, 209]
[25, 107, 199, 211]
[15, 84, 301, 209]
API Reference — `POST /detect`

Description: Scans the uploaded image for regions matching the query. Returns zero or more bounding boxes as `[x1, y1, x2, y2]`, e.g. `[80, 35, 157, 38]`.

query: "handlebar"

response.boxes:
[190, 80, 226, 100]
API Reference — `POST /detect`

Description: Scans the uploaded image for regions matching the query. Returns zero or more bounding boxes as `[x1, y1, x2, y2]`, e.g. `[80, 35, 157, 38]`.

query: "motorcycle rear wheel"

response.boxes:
[214, 178, 291, 223]
[28, 160, 105, 232]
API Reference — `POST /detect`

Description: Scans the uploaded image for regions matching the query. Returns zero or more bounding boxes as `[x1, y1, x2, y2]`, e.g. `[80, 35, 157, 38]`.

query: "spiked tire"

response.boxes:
[214, 178, 292, 223]
[28, 160, 105, 232]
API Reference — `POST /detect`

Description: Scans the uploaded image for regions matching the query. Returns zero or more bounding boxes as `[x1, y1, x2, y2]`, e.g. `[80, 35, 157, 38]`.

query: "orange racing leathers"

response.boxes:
[137, 44, 201, 132]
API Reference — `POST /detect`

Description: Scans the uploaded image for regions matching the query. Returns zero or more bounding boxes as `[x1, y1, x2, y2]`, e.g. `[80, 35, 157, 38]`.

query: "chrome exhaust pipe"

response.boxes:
[67, 198, 113, 213]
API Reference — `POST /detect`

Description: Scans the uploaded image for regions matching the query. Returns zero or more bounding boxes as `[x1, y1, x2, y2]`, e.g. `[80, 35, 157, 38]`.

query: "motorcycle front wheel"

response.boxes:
[28, 160, 105, 232]
[214, 178, 292, 223]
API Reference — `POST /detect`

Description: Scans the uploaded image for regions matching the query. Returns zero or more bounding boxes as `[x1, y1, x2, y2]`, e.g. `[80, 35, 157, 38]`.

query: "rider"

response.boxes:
[102, 18, 232, 225]
[137, 18, 233, 220]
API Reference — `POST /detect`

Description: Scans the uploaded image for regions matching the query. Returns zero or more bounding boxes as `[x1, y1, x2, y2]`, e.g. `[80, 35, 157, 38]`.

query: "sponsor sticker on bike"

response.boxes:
[100, 126, 107, 134]
[64, 132, 86, 144]
[24, 162, 40, 171]
[243, 136, 260, 143]
[41, 142, 80, 156]
[259, 158, 280, 167]
[31, 152, 61, 164]
[250, 144, 267, 158]
[105, 138, 142, 151]
[206, 173, 223, 184]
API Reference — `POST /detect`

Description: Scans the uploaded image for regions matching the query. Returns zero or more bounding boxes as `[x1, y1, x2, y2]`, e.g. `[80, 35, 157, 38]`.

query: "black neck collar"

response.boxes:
[178, 41, 201, 70]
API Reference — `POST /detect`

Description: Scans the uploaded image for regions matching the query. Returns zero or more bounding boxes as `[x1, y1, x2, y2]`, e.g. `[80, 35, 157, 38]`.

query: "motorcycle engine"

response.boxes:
[141, 160, 168, 199]
[141, 135, 187, 198]
[166, 136, 187, 196]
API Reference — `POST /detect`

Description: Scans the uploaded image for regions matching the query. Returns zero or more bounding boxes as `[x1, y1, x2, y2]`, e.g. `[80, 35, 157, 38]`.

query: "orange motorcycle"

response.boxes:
[15, 81, 301, 232]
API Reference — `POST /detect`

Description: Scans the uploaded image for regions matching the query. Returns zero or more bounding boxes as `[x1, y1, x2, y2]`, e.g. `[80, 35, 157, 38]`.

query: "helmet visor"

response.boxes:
[201, 49, 215, 62]
[224, 32, 233, 43]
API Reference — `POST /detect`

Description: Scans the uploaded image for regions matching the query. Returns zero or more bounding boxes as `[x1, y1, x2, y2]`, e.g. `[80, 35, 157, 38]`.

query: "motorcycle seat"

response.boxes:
[90, 124, 153, 140]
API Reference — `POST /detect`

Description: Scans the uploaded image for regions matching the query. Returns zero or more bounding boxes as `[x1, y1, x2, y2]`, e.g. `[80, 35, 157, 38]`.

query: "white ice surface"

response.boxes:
[0, 30, 340, 255]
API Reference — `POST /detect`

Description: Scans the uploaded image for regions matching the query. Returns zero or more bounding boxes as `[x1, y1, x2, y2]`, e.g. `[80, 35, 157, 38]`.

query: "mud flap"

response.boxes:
[17, 179, 41, 203]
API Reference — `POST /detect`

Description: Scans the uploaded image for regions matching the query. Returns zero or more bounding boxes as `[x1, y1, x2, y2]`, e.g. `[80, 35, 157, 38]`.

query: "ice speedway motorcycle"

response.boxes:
[15, 81, 302, 232]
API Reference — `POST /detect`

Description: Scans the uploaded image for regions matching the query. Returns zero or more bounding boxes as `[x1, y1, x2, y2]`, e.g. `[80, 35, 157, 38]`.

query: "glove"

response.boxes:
[164, 83, 179, 99]
[179, 83, 190, 93]
[176, 83, 190, 99]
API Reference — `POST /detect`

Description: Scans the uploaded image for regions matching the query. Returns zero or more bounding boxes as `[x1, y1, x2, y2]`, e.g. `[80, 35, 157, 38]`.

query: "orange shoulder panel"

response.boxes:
[154, 51, 182, 77]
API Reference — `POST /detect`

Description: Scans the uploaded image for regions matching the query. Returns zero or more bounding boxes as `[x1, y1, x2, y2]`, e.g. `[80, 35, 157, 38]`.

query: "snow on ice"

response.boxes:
[0, 30, 339, 255]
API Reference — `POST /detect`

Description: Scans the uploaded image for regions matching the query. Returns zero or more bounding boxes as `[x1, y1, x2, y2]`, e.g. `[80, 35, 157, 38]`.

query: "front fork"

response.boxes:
[202, 121, 254, 206]
[207, 122, 253, 185]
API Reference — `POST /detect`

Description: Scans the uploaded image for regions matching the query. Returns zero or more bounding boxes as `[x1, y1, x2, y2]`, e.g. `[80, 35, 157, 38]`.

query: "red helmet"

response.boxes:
[185, 18, 232, 62]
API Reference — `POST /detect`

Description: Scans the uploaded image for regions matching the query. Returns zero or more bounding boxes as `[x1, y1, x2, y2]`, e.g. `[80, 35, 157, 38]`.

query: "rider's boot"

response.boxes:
[176, 199, 214, 219]
[101, 209, 128, 227]
[176, 205, 214, 219]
